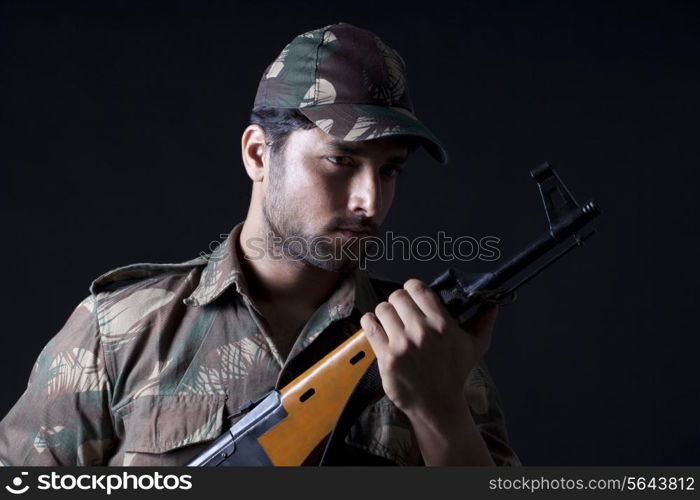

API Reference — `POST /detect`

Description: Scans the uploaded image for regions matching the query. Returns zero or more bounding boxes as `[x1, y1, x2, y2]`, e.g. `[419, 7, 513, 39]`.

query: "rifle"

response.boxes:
[186, 162, 601, 466]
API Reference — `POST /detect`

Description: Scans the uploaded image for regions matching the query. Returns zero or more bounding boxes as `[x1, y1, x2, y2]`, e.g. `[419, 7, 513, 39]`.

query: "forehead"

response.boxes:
[290, 127, 413, 159]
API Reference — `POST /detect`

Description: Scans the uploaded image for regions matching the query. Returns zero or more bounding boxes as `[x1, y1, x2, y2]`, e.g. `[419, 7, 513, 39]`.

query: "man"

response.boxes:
[0, 22, 520, 466]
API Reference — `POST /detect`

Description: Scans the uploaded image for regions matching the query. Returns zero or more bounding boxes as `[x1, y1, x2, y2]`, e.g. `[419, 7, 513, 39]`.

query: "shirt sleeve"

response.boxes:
[464, 359, 522, 466]
[0, 295, 117, 465]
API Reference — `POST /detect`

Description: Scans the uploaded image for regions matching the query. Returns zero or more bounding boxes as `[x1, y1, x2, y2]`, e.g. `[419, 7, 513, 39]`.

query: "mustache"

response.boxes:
[329, 216, 378, 234]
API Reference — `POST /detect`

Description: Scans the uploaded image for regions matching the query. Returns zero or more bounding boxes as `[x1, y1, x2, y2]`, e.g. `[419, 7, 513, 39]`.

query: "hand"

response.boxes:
[360, 278, 498, 417]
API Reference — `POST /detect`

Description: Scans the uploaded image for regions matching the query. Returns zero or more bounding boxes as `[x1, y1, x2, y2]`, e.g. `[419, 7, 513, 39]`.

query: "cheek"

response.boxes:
[379, 182, 396, 217]
[284, 160, 345, 211]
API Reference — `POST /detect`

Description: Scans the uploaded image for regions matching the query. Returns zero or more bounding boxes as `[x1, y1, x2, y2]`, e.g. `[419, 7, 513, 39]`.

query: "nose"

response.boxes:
[348, 165, 382, 218]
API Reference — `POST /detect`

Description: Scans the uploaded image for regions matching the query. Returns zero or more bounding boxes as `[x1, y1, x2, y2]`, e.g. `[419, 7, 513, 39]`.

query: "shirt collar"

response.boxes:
[183, 222, 248, 307]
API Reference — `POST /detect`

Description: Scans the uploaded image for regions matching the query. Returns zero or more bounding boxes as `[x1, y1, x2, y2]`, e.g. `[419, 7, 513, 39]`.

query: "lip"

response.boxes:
[336, 228, 373, 237]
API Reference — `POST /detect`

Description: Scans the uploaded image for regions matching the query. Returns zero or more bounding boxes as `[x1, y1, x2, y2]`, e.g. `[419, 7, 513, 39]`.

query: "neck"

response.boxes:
[238, 217, 342, 311]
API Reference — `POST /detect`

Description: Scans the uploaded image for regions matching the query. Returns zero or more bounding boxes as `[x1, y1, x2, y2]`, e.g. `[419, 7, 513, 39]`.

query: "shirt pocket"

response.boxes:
[115, 394, 226, 465]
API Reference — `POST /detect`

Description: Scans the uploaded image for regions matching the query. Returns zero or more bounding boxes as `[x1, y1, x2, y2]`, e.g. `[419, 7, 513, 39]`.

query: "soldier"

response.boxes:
[0, 22, 520, 466]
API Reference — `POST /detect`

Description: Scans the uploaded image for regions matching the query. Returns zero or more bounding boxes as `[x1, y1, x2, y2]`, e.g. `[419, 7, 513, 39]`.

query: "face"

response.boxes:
[262, 127, 410, 272]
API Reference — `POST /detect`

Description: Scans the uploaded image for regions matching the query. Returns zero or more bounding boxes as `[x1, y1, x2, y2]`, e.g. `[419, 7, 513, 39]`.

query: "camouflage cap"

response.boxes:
[254, 22, 448, 164]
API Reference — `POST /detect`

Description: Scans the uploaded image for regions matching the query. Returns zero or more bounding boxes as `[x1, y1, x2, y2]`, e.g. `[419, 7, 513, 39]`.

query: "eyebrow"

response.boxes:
[323, 139, 409, 164]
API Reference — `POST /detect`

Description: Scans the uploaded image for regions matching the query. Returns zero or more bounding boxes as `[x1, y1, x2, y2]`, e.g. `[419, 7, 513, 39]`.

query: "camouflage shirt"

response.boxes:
[0, 222, 520, 466]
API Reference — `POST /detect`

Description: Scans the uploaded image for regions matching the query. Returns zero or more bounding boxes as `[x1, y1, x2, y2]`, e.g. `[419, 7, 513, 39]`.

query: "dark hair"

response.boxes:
[250, 105, 422, 159]
[249, 106, 316, 156]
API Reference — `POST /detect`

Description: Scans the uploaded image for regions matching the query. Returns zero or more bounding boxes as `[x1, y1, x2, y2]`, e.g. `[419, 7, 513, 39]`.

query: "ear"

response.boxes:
[241, 124, 268, 182]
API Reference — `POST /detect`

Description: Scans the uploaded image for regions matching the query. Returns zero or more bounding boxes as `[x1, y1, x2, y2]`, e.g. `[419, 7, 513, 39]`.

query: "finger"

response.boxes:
[403, 278, 450, 321]
[387, 288, 426, 343]
[360, 312, 389, 357]
[374, 301, 408, 350]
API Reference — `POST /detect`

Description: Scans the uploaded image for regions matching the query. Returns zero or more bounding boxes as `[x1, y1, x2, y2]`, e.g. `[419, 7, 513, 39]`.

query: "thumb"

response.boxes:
[463, 304, 498, 353]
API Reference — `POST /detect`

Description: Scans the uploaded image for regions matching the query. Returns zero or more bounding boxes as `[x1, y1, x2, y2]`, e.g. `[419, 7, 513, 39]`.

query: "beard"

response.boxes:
[261, 159, 374, 272]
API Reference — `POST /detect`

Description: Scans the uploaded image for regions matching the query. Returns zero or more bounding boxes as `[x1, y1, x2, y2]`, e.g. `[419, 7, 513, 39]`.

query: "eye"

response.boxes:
[326, 156, 354, 166]
[380, 165, 405, 179]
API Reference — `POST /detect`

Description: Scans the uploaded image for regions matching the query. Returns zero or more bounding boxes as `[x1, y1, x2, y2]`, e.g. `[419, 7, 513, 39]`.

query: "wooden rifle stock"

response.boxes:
[257, 328, 375, 465]
[184, 327, 376, 466]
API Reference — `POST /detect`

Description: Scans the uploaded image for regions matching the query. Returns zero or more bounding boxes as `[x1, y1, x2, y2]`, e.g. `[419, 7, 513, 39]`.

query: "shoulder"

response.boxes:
[87, 256, 210, 355]
[89, 256, 209, 296]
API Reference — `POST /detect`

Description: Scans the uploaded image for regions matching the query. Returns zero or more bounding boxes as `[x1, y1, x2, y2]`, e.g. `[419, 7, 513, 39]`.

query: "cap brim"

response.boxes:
[298, 103, 448, 164]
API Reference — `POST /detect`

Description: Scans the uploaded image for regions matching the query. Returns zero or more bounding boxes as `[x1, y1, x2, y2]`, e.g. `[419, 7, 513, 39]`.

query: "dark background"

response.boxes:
[1, 0, 698, 465]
